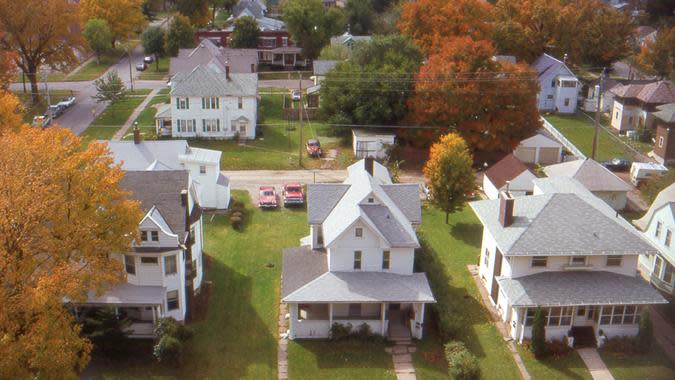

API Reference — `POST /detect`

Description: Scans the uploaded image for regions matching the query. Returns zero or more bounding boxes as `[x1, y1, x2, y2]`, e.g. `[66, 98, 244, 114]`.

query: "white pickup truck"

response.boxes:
[57, 96, 76, 109]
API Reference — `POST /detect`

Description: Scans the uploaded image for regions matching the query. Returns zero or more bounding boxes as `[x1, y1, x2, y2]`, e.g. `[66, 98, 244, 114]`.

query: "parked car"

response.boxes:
[136, 62, 147, 71]
[291, 89, 301, 101]
[32, 115, 52, 128]
[144, 56, 154, 64]
[283, 183, 305, 207]
[306, 139, 322, 158]
[603, 158, 631, 172]
[258, 186, 278, 208]
[629, 162, 668, 186]
[57, 96, 76, 109]
[48, 104, 65, 118]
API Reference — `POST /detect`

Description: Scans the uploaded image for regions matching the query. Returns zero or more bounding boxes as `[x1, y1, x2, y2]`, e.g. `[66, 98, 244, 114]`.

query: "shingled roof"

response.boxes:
[543, 158, 631, 193]
[486, 154, 534, 189]
[171, 65, 257, 97]
[610, 80, 675, 104]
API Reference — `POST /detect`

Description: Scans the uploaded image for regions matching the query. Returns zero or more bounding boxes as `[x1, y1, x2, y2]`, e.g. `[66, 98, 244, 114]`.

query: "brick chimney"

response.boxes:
[133, 126, 141, 144]
[498, 190, 514, 227]
[364, 156, 374, 176]
[225, 65, 230, 80]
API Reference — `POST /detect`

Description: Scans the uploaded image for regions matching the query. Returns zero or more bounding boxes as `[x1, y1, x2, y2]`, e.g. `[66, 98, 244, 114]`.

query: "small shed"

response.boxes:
[483, 154, 537, 200]
[352, 129, 396, 159]
[513, 133, 563, 165]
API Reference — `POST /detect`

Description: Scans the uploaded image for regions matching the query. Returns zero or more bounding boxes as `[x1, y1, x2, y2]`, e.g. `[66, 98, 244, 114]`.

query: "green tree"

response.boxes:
[165, 15, 195, 57]
[93, 71, 127, 103]
[318, 43, 351, 60]
[83, 19, 113, 64]
[345, 0, 375, 35]
[176, 0, 210, 26]
[531, 307, 547, 358]
[80, 308, 132, 357]
[142, 26, 166, 70]
[320, 35, 421, 129]
[636, 27, 675, 80]
[230, 16, 261, 48]
[635, 308, 653, 353]
[210, 0, 237, 26]
[282, 0, 346, 60]
[423, 133, 475, 224]
[640, 170, 675, 204]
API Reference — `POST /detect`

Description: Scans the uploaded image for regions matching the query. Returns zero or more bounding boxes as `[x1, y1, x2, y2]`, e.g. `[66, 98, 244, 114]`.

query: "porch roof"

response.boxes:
[498, 271, 667, 308]
[81, 283, 166, 306]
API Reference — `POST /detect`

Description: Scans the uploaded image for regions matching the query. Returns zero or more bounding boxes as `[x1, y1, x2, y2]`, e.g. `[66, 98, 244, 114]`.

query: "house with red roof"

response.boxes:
[482, 154, 537, 200]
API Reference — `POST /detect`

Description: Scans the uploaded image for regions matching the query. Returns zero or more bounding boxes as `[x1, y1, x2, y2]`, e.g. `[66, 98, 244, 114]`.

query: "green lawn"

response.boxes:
[121, 89, 171, 140]
[600, 346, 675, 380]
[138, 57, 170, 80]
[66, 56, 118, 81]
[544, 114, 635, 161]
[81, 90, 152, 141]
[517, 346, 592, 380]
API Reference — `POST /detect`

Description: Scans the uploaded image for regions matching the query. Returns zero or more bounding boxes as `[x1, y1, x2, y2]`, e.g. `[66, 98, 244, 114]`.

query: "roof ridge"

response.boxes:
[505, 193, 556, 254]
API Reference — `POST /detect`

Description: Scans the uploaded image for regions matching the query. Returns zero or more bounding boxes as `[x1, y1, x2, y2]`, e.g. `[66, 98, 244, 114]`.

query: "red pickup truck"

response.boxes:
[283, 183, 304, 207]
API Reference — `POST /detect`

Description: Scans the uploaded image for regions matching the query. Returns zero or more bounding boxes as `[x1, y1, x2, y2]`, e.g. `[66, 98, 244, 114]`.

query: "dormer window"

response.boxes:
[355, 227, 363, 238]
[141, 231, 148, 241]
[368, 198, 374, 203]
[382, 250, 390, 270]
[151, 231, 159, 242]
[200, 165, 207, 174]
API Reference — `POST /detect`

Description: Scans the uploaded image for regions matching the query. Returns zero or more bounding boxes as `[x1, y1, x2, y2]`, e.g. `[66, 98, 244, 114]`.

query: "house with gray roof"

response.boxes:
[282, 158, 434, 340]
[74, 171, 204, 337]
[470, 182, 666, 346]
[531, 53, 579, 113]
[609, 80, 675, 133]
[544, 158, 632, 210]
[170, 39, 258, 76]
[162, 64, 257, 140]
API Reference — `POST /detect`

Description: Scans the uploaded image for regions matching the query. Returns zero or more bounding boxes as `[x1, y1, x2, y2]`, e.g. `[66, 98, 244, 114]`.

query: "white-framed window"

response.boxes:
[201, 97, 220, 109]
[176, 97, 189, 109]
[547, 94, 554, 99]
[664, 262, 673, 284]
[177, 119, 196, 133]
[353, 250, 362, 270]
[483, 248, 490, 266]
[655, 256, 663, 277]
[282, 37, 289, 47]
[151, 231, 159, 242]
[599, 305, 641, 325]
[348, 303, 361, 317]
[230, 122, 237, 132]
[199, 165, 207, 174]
[167, 290, 179, 310]
[202, 118, 220, 132]
[140, 230, 148, 241]
[531, 256, 547, 267]
[164, 255, 177, 275]
[124, 255, 136, 275]
[606, 255, 622, 266]
[547, 306, 573, 326]
[659, 136, 664, 148]
[666, 229, 672, 247]
[524, 308, 536, 326]
[355, 227, 363, 237]
[570, 256, 586, 266]
[551, 79, 556, 88]
[141, 256, 158, 264]
[238, 97, 243, 109]
[564, 98, 570, 106]
[656, 221, 663, 237]
[382, 250, 390, 270]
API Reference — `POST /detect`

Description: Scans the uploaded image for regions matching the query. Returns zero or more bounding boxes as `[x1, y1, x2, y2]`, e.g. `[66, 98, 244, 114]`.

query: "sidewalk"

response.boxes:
[111, 88, 159, 140]
[577, 348, 614, 380]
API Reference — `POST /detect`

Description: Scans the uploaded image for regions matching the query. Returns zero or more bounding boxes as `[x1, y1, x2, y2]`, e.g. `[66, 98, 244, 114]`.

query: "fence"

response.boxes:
[540, 117, 587, 159]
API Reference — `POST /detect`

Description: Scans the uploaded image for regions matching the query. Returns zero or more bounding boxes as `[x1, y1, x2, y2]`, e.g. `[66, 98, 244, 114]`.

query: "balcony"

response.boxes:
[650, 273, 674, 296]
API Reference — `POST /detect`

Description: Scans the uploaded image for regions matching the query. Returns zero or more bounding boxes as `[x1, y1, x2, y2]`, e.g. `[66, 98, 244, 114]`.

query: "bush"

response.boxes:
[602, 336, 638, 354]
[230, 199, 245, 212]
[355, 323, 373, 341]
[444, 341, 480, 380]
[230, 214, 243, 230]
[547, 339, 572, 358]
[635, 308, 653, 353]
[153, 335, 183, 366]
[531, 307, 547, 358]
[329, 322, 352, 341]
[154, 317, 193, 342]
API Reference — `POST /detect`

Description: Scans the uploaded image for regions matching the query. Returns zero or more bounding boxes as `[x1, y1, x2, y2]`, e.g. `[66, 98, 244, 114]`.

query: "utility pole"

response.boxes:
[127, 45, 134, 92]
[298, 72, 303, 166]
[43, 72, 51, 120]
[591, 67, 606, 160]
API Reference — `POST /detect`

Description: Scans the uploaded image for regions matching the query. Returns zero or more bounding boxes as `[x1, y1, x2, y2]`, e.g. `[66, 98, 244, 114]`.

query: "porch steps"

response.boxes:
[572, 326, 597, 348]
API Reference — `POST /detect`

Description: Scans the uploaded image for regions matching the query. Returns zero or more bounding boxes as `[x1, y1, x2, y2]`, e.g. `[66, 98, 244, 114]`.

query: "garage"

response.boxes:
[538, 147, 561, 165]
[513, 147, 536, 164]
[513, 133, 563, 165]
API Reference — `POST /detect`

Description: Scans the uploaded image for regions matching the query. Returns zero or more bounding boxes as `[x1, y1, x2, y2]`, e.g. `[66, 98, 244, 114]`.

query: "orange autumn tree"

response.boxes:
[398, 0, 493, 55]
[0, 91, 23, 133]
[424, 132, 475, 224]
[0, 126, 142, 379]
[80, 0, 147, 47]
[0, 46, 17, 90]
[408, 37, 540, 152]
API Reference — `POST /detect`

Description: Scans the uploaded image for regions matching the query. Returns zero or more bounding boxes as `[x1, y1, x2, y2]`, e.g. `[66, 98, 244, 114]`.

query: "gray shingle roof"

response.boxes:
[120, 171, 191, 241]
[470, 193, 658, 256]
[84, 283, 167, 306]
[281, 246, 328, 298]
[307, 184, 350, 224]
[498, 271, 667, 307]
[313, 60, 338, 76]
[106, 140, 189, 170]
[282, 271, 435, 303]
[171, 39, 258, 75]
[544, 158, 631, 192]
[360, 204, 417, 247]
[653, 102, 675, 123]
[381, 184, 422, 224]
[171, 65, 257, 97]
[531, 53, 576, 79]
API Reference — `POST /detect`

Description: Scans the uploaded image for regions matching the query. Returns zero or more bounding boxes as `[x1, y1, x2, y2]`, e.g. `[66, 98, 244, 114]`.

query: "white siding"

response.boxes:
[508, 255, 638, 278]
[171, 95, 257, 140]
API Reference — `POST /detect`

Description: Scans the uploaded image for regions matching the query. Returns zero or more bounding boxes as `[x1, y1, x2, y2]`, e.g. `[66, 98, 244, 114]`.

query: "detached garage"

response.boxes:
[352, 129, 396, 159]
[483, 154, 537, 200]
[514, 133, 563, 165]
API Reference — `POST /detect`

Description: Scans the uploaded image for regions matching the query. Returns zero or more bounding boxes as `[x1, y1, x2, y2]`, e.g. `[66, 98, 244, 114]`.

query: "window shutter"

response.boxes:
[217, 119, 220, 131]
[202, 119, 206, 132]
[193, 119, 196, 132]
[186, 98, 190, 109]
[176, 98, 179, 108]
[202, 98, 205, 109]
[216, 97, 220, 109]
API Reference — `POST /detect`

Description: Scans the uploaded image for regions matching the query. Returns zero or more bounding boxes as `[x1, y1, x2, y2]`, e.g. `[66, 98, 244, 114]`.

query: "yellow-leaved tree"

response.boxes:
[0, 91, 23, 133]
[0, 126, 142, 378]
[423, 133, 476, 224]
[80, 0, 147, 48]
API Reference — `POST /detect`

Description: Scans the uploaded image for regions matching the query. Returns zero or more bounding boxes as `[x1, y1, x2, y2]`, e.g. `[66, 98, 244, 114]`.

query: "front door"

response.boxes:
[573, 306, 593, 326]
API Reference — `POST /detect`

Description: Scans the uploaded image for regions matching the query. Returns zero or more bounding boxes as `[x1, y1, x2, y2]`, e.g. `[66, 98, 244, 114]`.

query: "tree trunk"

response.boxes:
[445, 211, 449, 224]
[26, 71, 39, 104]
[212, 3, 217, 27]
[155, 54, 159, 71]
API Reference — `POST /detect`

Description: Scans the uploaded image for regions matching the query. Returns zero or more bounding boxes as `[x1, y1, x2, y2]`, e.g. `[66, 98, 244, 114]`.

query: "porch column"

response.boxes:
[152, 305, 157, 325]
[513, 307, 521, 341]
[418, 304, 426, 339]
[328, 303, 333, 328]
[519, 307, 527, 343]
[380, 303, 386, 336]
[289, 303, 298, 340]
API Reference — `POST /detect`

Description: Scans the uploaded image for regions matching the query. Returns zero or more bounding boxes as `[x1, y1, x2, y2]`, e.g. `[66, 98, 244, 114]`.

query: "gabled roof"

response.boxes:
[653, 102, 675, 123]
[543, 158, 631, 192]
[106, 140, 189, 170]
[633, 183, 675, 231]
[170, 65, 257, 97]
[470, 192, 658, 256]
[531, 53, 576, 80]
[330, 31, 372, 45]
[313, 60, 339, 76]
[171, 39, 258, 75]
[307, 184, 350, 224]
[518, 133, 563, 149]
[485, 154, 534, 190]
[232, 0, 266, 19]
[610, 80, 675, 104]
[636, 26, 656, 39]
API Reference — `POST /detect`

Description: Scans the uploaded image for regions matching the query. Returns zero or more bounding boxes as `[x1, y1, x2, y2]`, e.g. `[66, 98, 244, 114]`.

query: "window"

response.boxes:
[654, 256, 663, 277]
[666, 229, 672, 247]
[551, 79, 556, 88]
[524, 308, 536, 326]
[199, 165, 207, 174]
[483, 248, 490, 266]
[165, 255, 177, 275]
[547, 94, 554, 99]
[353, 251, 362, 270]
[201, 97, 219, 109]
[570, 256, 586, 266]
[202, 118, 220, 132]
[151, 231, 159, 242]
[564, 98, 570, 107]
[600, 306, 612, 325]
[599, 305, 641, 325]
[368, 197, 374, 203]
[548, 307, 561, 326]
[176, 119, 196, 133]
[606, 255, 622, 266]
[531, 256, 547, 267]
[615, 112, 618, 119]
[659, 136, 664, 148]
[577, 306, 586, 316]
[282, 37, 289, 47]
[190, 226, 196, 245]
[124, 255, 136, 275]
[238, 97, 243, 109]
[141, 256, 158, 264]
[655, 221, 663, 237]
[176, 98, 189, 109]
[382, 250, 390, 270]
[355, 228, 363, 238]
[664, 262, 673, 284]
[167, 290, 179, 310]
[140, 230, 148, 241]
[349, 303, 361, 317]
[612, 306, 625, 324]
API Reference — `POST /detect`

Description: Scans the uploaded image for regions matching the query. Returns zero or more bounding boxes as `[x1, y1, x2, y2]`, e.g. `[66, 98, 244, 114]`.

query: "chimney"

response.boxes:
[499, 191, 515, 227]
[225, 65, 230, 80]
[133, 126, 141, 144]
[181, 189, 188, 207]
[364, 156, 374, 176]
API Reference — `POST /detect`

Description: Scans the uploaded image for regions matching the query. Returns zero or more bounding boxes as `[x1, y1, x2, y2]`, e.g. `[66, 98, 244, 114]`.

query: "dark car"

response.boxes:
[603, 158, 631, 172]
[48, 104, 65, 118]
[306, 139, 322, 158]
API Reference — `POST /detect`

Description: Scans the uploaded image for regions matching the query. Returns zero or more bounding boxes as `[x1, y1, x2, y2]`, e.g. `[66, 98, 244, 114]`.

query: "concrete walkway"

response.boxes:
[386, 342, 417, 379]
[577, 348, 615, 380]
[111, 88, 160, 141]
[277, 279, 289, 380]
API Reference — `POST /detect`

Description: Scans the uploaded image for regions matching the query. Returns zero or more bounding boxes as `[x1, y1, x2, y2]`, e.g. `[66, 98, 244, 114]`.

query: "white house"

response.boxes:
[544, 158, 631, 210]
[634, 183, 675, 298]
[160, 64, 258, 140]
[352, 129, 396, 160]
[609, 80, 675, 133]
[531, 53, 579, 114]
[106, 134, 230, 210]
[513, 133, 563, 166]
[470, 177, 666, 346]
[74, 171, 204, 337]
[483, 154, 536, 200]
[282, 158, 435, 340]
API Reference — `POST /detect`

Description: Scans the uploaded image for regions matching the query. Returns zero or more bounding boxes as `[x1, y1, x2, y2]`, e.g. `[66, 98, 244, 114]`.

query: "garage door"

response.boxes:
[514, 147, 536, 163]
[538, 148, 560, 165]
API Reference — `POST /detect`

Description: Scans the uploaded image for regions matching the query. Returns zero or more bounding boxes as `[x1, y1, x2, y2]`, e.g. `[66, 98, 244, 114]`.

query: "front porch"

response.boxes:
[74, 305, 163, 339]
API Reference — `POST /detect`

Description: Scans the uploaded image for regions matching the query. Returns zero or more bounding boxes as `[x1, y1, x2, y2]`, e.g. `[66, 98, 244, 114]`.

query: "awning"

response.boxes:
[80, 283, 166, 306]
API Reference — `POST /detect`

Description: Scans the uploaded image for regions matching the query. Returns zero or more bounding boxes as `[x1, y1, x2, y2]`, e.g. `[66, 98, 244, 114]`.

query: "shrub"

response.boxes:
[547, 339, 572, 358]
[355, 323, 373, 341]
[531, 307, 547, 358]
[635, 308, 653, 353]
[153, 335, 182, 366]
[329, 322, 352, 341]
[154, 317, 193, 341]
[230, 199, 245, 212]
[230, 214, 243, 230]
[444, 341, 480, 380]
[602, 336, 638, 354]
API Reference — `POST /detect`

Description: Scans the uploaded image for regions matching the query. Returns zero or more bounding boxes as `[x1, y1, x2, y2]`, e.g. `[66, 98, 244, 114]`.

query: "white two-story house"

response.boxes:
[531, 53, 579, 114]
[161, 64, 257, 140]
[281, 158, 435, 340]
[634, 183, 675, 298]
[470, 176, 666, 346]
[75, 171, 204, 337]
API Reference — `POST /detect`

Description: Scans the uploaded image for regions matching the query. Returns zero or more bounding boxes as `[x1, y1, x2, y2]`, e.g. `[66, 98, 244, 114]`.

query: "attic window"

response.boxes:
[368, 197, 374, 203]
[200, 165, 207, 174]
[151, 231, 159, 242]
[355, 228, 363, 238]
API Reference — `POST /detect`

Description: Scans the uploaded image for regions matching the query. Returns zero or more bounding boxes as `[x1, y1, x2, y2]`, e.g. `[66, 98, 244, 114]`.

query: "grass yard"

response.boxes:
[517, 346, 592, 380]
[600, 347, 675, 380]
[81, 90, 152, 141]
[138, 57, 170, 81]
[66, 56, 118, 81]
[121, 89, 171, 141]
